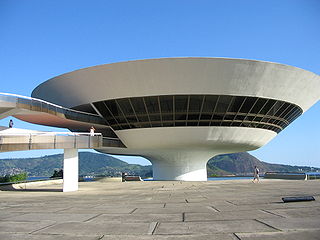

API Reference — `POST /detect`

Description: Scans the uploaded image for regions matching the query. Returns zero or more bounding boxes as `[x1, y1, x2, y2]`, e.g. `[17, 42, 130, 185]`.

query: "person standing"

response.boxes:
[90, 126, 95, 136]
[8, 119, 13, 128]
[252, 166, 260, 183]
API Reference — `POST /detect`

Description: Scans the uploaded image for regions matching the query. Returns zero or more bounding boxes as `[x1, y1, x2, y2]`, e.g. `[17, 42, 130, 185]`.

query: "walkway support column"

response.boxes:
[63, 149, 79, 192]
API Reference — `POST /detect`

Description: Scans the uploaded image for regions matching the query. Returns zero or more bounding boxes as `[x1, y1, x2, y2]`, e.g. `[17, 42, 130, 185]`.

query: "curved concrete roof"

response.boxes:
[32, 58, 320, 112]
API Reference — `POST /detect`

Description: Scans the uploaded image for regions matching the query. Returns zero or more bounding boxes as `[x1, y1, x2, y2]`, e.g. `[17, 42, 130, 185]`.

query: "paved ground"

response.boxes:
[0, 179, 319, 239]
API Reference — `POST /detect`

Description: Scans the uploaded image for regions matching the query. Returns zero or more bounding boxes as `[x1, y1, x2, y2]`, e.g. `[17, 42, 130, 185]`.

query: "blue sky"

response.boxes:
[0, 0, 319, 167]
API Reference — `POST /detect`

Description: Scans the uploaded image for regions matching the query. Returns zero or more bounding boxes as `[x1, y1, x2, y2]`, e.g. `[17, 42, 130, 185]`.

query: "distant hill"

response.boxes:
[0, 152, 317, 178]
[207, 152, 319, 176]
[0, 152, 152, 178]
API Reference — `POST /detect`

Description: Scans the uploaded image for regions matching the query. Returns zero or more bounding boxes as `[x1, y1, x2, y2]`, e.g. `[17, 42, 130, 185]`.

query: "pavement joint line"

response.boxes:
[226, 200, 238, 206]
[129, 208, 138, 214]
[83, 213, 103, 222]
[254, 218, 282, 231]
[207, 206, 220, 212]
[147, 221, 159, 235]
[233, 233, 242, 240]
[28, 222, 57, 234]
[54, 207, 73, 213]
[260, 209, 286, 218]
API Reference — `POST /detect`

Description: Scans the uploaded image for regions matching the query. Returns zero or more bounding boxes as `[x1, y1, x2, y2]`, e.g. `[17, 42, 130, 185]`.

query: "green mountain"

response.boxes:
[0, 152, 152, 178]
[0, 151, 317, 178]
[207, 152, 319, 176]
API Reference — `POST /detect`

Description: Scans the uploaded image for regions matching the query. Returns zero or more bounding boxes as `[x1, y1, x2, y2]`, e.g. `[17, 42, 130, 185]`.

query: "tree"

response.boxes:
[50, 169, 63, 178]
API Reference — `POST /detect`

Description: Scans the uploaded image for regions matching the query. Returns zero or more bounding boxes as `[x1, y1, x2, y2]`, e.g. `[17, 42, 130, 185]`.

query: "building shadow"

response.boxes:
[0, 185, 62, 192]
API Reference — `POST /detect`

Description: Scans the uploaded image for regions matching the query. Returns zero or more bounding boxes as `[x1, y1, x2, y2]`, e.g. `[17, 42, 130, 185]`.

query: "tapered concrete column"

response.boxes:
[63, 149, 79, 192]
[146, 151, 216, 181]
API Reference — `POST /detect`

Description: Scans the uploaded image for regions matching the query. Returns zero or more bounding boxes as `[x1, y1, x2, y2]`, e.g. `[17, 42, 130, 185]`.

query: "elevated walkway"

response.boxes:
[0, 93, 126, 146]
[0, 127, 103, 152]
[0, 93, 127, 192]
[0, 127, 124, 151]
[0, 127, 125, 192]
[0, 93, 106, 130]
[0, 127, 107, 192]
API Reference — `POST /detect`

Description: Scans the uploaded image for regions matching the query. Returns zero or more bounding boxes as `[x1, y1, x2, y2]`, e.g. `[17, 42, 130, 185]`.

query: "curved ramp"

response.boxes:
[0, 93, 126, 148]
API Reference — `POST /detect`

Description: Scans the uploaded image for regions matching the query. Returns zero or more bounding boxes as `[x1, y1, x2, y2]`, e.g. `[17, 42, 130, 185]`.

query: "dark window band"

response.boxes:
[90, 95, 302, 133]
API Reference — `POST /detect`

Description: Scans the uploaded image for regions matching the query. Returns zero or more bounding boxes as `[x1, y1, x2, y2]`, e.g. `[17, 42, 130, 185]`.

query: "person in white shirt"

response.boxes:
[90, 126, 95, 136]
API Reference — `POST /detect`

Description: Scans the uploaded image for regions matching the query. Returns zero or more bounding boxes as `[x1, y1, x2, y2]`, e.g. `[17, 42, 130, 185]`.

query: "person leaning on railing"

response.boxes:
[90, 126, 95, 136]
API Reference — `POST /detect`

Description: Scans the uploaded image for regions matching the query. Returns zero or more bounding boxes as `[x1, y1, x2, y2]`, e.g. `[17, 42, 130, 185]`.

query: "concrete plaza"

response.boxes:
[0, 179, 319, 239]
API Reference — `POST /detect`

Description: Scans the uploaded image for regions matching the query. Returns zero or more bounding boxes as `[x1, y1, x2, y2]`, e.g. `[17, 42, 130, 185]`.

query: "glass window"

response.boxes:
[126, 116, 138, 123]
[175, 121, 186, 126]
[149, 113, 161, 122]
[250, 98, 267, 114]
[117, 98, 134, 116]
[160, 96, 173, 113]
[175, 113, 187, 121]
[188, 95, 203, 113]
[187, 121, 198, 126]
[130, 97, 146, 114]
[228, 96, 245, 113]
[105, 100, 121, 117]
[223, 114, 235, 121]
[210, 121, 220, 126]
[112, 125, 121, 130]
[162, 113, 173, 121]
[144, 96, 159, 114]
[151, 122, 161, 127]
[199, 121, 210, 126]
[232, 121, 241, 127]
[92, 102, 104, 115]
[188, 113, 199, 120]
[162, 122, 174, 127]
[137, 115, 149, 123]
[90, 95, 299, 133]
[239, 97, 256, 113]
[260, 99, 276, 115]
[279, 105, 295, 119]
[115, 116, 127, 124]
[221, 122, 232, 127]
[286, 108, 301, 123]
[202, 95, 218, 113]
[174, 95, 188, 113]
[200, 113, 212, 120]
[268, 101, 283, 116]
[215, 95, 232, 113]
[107, 118, 118, 125]
[275, 102, 290, 118]
[211, 113, 224, 120]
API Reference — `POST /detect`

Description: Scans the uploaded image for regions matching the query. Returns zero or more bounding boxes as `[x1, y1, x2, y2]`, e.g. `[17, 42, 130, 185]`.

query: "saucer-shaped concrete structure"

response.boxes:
[26, 58, 320, 181]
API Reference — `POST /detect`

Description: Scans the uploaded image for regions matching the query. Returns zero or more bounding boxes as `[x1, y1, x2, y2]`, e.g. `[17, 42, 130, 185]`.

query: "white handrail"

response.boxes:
[0, 132, 102, 136]
[0, 92, 101, 117]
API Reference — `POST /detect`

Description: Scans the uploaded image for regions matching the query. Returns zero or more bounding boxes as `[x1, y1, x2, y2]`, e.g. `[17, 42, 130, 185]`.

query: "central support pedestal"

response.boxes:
[63, 149, 79, 192]
[146, 151, 216, 181]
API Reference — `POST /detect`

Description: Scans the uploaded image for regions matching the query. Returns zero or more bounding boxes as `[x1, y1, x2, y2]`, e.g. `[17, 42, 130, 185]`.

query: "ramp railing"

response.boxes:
[0, 132, 104, 152]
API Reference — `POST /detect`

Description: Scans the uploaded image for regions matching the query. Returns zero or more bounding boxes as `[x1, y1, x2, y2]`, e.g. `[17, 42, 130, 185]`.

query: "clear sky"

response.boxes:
[0, 0, 319, 167]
